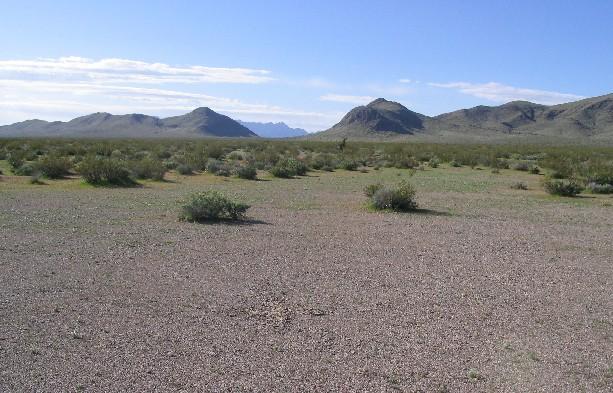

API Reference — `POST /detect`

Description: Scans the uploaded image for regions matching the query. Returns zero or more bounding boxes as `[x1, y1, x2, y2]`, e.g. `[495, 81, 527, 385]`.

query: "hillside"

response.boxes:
[0, 108, 258, 138]
[312, 94, 613, 142]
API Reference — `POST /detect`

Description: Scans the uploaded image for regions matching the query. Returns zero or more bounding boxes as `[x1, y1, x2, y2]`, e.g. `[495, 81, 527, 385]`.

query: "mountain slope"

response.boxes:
[238, 120, 308, 138]
[312, 94, 613, 142]
[0, 108, 258, 138]
[319, 98, 426, 138]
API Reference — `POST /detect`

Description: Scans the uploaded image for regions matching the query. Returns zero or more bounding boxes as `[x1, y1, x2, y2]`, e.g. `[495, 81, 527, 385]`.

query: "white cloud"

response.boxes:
[0, 56, 274, 84]
[0, 79, 335, 131]
[319, 94, 375, 105]
[399, 79, 411, 83]
[429, 81, 584, 105]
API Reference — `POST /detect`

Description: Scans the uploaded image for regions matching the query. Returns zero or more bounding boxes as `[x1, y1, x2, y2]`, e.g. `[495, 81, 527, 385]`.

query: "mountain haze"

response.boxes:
[238, 121, 308, 138]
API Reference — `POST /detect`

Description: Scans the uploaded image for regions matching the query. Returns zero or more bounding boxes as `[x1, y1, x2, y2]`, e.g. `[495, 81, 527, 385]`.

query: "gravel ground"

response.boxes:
[1, 168, 612, 392]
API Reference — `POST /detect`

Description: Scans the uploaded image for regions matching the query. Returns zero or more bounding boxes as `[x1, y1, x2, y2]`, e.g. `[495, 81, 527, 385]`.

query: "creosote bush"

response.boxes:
[586, 182, 613, 194]
[270, 158, 308, 178]
[235, 165, 257, 180]
[543, 178, 584, 197]
[130, 158, 166, 181]
[179, 191, 250, 222]
[77, 157, 134, 186]
[368, 180, 418, 211]
[364, 183, 383, 197]
[176, 164, 193, 175]
[510, 182, 528, 190]
[36, 156, 73, 178]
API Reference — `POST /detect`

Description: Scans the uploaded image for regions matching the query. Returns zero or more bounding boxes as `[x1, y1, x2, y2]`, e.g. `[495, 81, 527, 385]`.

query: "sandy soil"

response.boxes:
[1, 168, 612, 392]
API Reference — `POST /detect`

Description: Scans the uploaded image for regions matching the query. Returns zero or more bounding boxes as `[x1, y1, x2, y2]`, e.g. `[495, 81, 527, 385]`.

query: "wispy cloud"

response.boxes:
[398, 79, 412, 84]
[319, 93, 375, 105]
[429, 81, 584, 105]
[0, 79, 335, 131]
[0, 56, 274, 84]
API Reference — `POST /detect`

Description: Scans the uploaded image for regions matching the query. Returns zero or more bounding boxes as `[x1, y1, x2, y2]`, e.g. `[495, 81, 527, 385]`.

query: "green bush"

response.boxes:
[130, 158, 166, 180]
[369, 181, 418, 211]
[510, 182, 528, 190]
[30, 172, 45, 185]
[340, 160, 358, 171]
[428, 157, 440, 168]
[529, 166, 541, 174]
[270, 158, 308, 178]
[235, 165, 257, 180]
[36, 156, 72, 178]
[14, 163, 35, 176]
[543, 178, 584, 197]
[179, 191, 249, 221]
[364, 183, 383, 197]
[77, 157, 134, 186]
[177, 164, 193, 175]
[206, 158, 232, 176]
[512, 162, 530, 171]
[586, 182, 613, 194]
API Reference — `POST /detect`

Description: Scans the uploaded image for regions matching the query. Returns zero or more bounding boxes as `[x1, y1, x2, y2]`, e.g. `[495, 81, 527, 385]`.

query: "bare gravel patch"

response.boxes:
[1, 168, 612, 392]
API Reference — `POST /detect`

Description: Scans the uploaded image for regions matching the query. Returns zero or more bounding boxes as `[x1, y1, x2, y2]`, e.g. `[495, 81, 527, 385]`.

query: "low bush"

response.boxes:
[130, 158, 166, 180]
[512, 162, 530, 171]
[30, 172, 44, 185]
[77, 157, 134, 186]
[368, 180, 418, 211]
[270, 158, 308, 178]
[36, 156, 72, 178]
[428, 157, 440, 168]
[179, 191, 249, 222]
[449, 160, 462, 167]
[339, 160, 358, 171]
[543, 178, 584, 197]
[586, 182, 613, 194]
[529, 166, 541, 174]
[510, 182, 528, 190]
[14, 163, 35, 176]
[235, 165, 257, 180]
[206, 158, 232, 176]
[364, 183, 383, 197]
[177, 164, 193, 175]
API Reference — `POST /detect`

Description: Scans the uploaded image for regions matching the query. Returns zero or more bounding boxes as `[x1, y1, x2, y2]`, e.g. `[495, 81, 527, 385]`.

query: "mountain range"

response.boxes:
[238, 121, 307, 138]
[313, 94, 613, 142]
[2, 93, 613, 142]
[0, 108, 257, 138]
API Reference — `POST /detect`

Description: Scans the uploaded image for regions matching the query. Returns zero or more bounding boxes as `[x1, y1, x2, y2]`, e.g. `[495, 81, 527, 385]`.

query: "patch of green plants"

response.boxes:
[130, 158, 166, 180]
[543, 178, 584, 197]
[367, 180, 418, 211]
[235, 165, 257, 180]
[77, 156, 135, 186]
[179, 191, 250, 222]
[270, 158, 308, 178]
[510, 182, 528, 190]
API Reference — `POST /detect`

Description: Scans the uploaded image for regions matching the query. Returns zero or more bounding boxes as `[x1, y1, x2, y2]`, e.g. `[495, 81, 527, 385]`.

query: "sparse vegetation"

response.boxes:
[510, 182, 528, 190]
[179, 191, 250, 222]
[368, 180, 418, 211]
[77, 157, 134, 186]
[543, 178, 584, 197]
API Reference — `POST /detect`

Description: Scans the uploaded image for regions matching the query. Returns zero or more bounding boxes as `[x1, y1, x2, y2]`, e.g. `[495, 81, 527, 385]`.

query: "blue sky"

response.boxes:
[1, 0, 612, 131]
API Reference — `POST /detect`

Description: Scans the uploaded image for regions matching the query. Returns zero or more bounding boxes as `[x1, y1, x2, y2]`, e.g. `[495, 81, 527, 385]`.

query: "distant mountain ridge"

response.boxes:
[313, 94, 613, 142]
[238, 120, 308, 138]
[0, 108, 257, 138]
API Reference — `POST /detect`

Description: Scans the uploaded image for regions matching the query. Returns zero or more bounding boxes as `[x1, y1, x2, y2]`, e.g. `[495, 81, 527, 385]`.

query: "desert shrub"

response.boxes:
[369, 181, 418, 211]
[30, 172, 44, 185]
[227, 151, 244, 161]
[130, 158, 166, 181]
[14, 163, 35, 176]
[339, 160, 358, 171]
[177, 164, 193, 175]
[364, 183, 383, 197]
[270, 158, 308, 178]
[586, 182, 613, 194]
[235, 165, 257, 180]
[179, 191, 249, 222]
[512, 162, 530, 171]
[77, 157, 134, 186]
[543, 178, 584, 197]
[449, 160, 461, 167]
[491, 168, 500, 174]
[529, 166, 541, 174]
[510, 182, 528, 190]
[163, 160, 178, 170]
[7, 153, 25, 169]
[205, 158, 231, 176]
[428, 157, 440, 168]
[36, 156, 72, 178]
[393, 157, 419, 169]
